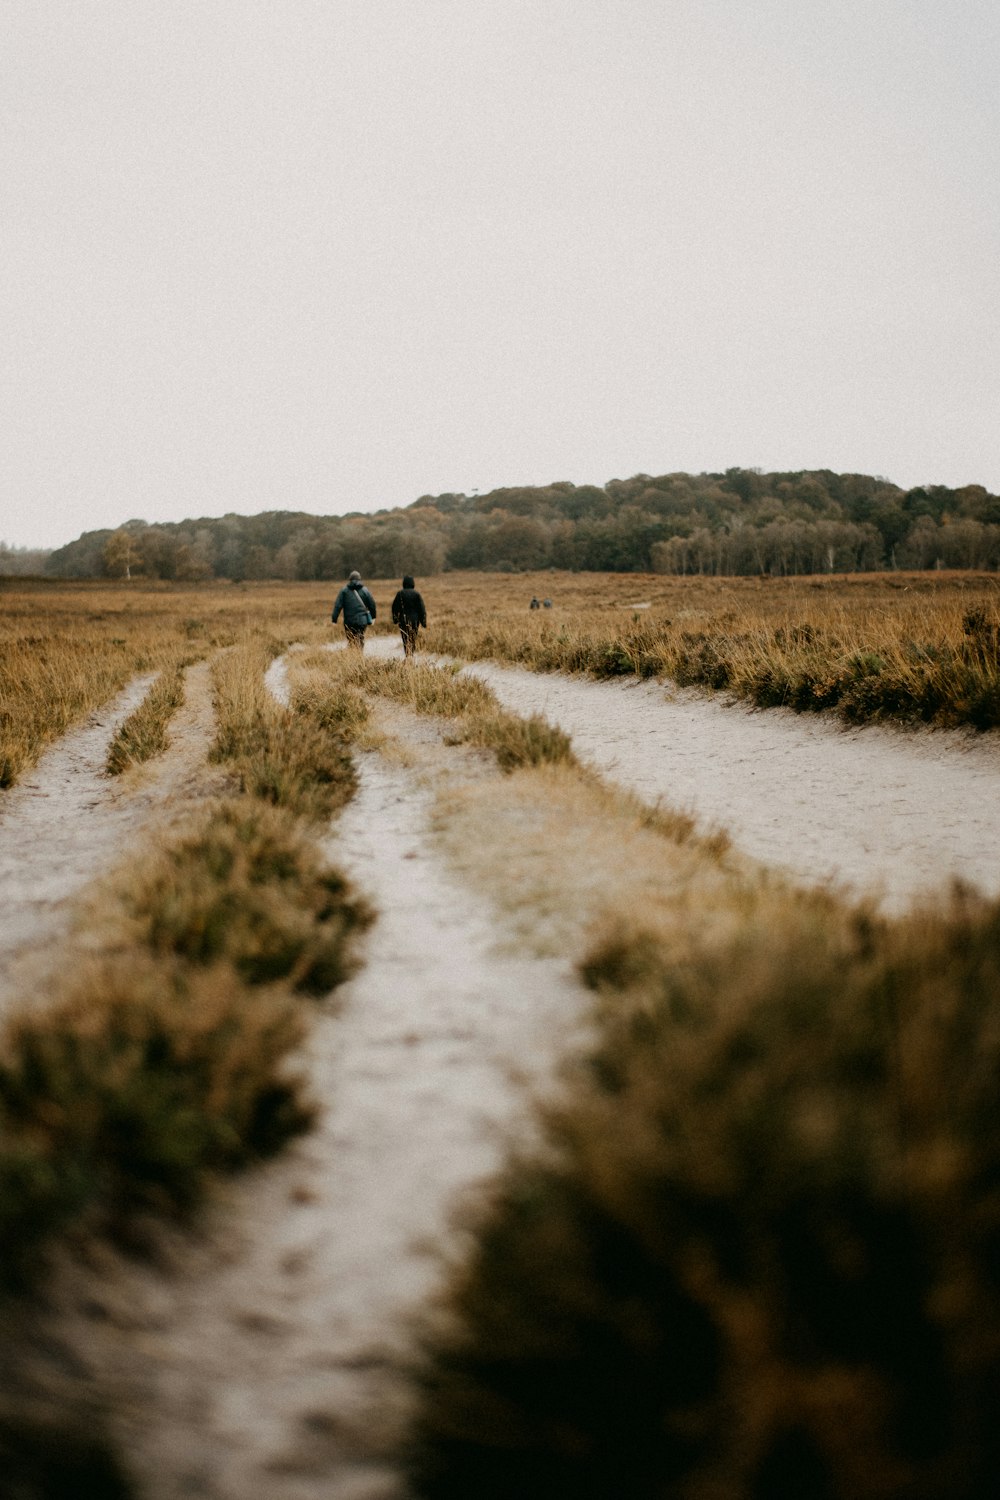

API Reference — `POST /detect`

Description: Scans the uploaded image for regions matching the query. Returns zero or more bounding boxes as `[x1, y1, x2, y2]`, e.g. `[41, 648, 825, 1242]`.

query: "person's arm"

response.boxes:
[332, 588, 343, 622]
[391, 590, 401, 624]
[365, 587, 377, 620]
[418, 592, 427, 628]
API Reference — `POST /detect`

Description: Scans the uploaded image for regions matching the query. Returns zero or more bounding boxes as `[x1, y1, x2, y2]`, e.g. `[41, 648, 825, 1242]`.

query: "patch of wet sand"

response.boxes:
[364, 637, 1000, 913]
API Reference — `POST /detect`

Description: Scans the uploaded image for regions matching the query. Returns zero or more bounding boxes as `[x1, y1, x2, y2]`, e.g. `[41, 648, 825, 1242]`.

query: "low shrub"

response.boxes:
[212, 639, 357, 821]
[214, 708, 356, 821]
[335, 656, 576, 773]
[0, 1410, 135, 1499]
[106, 665, 186, 775]
[113, 799, 373, 994]
[409, 896, 1000, 1500]
[292, 673, 370, 736]
[480, 711, 575, 772]
[0, 958, 312, 1290]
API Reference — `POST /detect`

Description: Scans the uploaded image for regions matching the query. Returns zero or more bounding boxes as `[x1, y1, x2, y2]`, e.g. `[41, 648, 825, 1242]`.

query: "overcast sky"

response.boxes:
[2, 0, 998, 550]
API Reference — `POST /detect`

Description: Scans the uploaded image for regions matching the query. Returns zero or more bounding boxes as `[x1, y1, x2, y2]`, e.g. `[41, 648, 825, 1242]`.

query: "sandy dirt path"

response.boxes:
[0, 661, 227, 1011]
[0, 673, 155, 991]
[364, 635, 1000, 913]
[10, 678, 590, 1500]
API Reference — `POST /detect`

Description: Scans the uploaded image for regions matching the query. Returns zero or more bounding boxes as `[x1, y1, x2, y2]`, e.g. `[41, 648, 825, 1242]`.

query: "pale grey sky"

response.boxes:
[2, 0, 998, 549]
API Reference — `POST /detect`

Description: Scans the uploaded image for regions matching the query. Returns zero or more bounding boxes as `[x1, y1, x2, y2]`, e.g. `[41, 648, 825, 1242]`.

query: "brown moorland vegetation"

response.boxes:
[346, 654, 1000, 1500]
[408, 887, 1000, 1500]
[0, 628, 370, 1296]
[5, 582, 1000, 1496]
[6, 572, 1000, 770]
[428, 570, 1000, 730]
[263, 650, 1000, 1500]
[0, 578, 336, 787]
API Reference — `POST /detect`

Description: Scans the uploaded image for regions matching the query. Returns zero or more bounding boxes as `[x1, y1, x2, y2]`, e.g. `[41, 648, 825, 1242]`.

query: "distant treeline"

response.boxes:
[30, 469, 1000, 580]
[0, 543, 52, 576]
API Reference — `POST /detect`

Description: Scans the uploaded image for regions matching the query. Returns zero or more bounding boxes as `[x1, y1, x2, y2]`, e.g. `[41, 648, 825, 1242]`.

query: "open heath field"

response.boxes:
[429, 569, 1000, 730]
[1, 575, 1000, 1499]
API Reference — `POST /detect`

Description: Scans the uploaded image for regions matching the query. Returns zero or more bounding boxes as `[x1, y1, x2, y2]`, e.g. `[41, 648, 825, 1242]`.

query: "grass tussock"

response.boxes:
[0, 787, 370, 1291]
[111, 798, 373, 994]
[0, 957, 311, 1291]
[332, 653, 575, 772]
[0, 623, 371, 1297]
[0, 1409, 134, 1500]
[429, 571, 1000, 731]
[290, 656, 371, 737]
[106, 665, 186, 775]
[408, 892, 1000, 1500]
[211, 638, 357, 819]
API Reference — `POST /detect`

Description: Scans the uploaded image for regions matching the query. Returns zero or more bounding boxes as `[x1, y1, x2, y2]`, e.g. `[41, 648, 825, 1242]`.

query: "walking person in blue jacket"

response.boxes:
[332, 570, 377, 649]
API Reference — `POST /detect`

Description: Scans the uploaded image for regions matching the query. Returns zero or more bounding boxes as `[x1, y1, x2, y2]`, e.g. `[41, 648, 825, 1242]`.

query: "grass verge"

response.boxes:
[0, 957, 311, 1290]
[407, 886, 1000, 1500]
[106, 666, 186, 775]
[109, 797, 372, 995]
[0, 635, 370, 1298]
[430, 573, 1000, 731]
[329, 653, 575, 772]
[211, 637, 358, 818]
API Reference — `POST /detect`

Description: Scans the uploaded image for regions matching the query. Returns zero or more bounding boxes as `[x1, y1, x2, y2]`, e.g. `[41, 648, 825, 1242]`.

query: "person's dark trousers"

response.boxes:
[400, 622, 418, 656]
[345, 625, 366, 650]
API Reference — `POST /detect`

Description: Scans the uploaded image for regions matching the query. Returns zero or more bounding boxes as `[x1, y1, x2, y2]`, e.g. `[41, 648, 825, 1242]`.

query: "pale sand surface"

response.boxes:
[0, 660, 228, 1011]
[21, 745, 588, 1500]
[369, 635, 1000, 913]
[0, 673, 155, 983]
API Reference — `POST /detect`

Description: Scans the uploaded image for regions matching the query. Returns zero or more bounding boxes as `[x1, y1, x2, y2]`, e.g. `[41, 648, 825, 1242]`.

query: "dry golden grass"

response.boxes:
[8, 570, 996, 789]
[426, 763, 734, 960]
[211, 635, 358, 821]
[0, 578, 337, 787]
[0, 608, 371, 1296]
[321, 652, 576, 772]
[408, 760, 1000, 1500]
[106, 664, 186, 775]
[425, 570, 1000, 729]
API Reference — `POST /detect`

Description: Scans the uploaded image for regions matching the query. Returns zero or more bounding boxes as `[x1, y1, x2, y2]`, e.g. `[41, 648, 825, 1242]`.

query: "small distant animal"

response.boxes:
[530, 597, 541, 610]
[543, 599, 552, 608]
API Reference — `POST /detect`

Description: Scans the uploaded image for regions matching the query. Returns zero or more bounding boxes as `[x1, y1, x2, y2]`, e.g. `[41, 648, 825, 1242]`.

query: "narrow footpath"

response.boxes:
[0, 661, 227, 1011]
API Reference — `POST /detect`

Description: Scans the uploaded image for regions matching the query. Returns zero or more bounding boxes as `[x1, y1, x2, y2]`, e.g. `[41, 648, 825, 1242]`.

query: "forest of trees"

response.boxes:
[0, 542, 52, 576]
[14, 469, 1000, 581]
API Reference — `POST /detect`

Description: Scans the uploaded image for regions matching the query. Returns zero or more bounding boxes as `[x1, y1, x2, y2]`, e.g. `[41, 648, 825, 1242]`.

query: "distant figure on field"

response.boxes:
[332, 570, 377, 650]
[391, 574, 427, 657]
[529, 596, 541, 610]
[543, 598, 552, 608]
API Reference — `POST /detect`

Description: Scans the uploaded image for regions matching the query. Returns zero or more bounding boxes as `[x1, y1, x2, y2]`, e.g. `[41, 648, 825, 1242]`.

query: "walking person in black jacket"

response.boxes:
[391, 575, 427, 657]
[332, 570, 377, 649]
